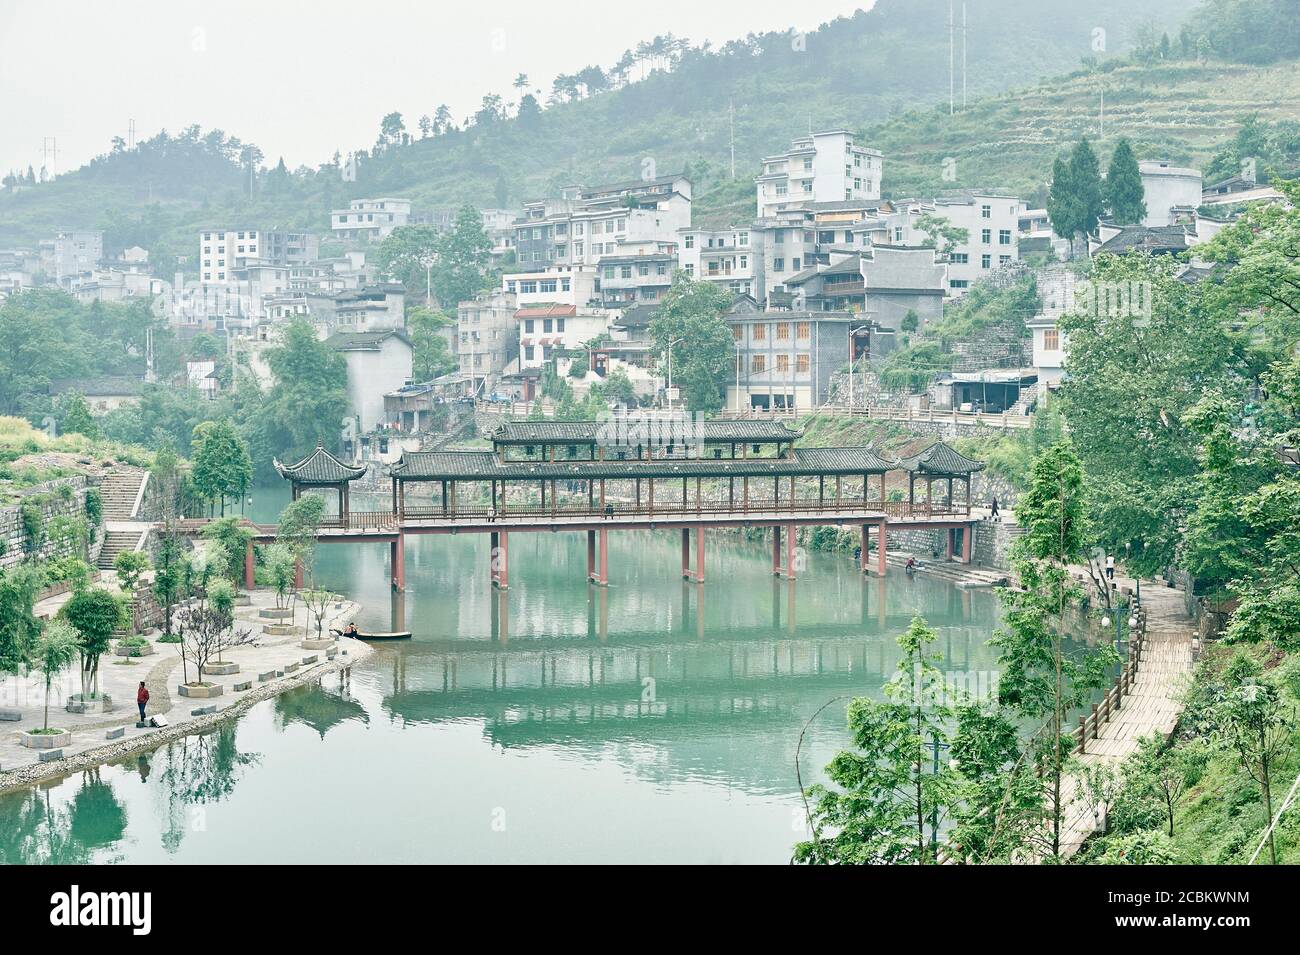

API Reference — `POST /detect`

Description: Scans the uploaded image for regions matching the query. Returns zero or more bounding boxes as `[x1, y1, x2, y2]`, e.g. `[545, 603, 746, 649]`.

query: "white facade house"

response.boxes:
[39, 230, 102, 280]
[326, 328, 414, 432]
[331, 198, 412, 241]
[876, 195, 1024, 295]
[755, 130, 882, 218]
[1027, 266, 1080, 388]
[516, 305, 612, 370]
[197, 228, 317, 282]
[679, 226, 755, 297]
[513, 174, 691, 269]
[501, 266, 599, 308]
[1139, 161, 1203, 227]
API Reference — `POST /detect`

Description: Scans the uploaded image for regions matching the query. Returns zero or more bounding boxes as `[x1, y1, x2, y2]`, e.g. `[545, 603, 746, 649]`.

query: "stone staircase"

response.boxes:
[99, 468, 148, 521]
[96, 467, 151, 570]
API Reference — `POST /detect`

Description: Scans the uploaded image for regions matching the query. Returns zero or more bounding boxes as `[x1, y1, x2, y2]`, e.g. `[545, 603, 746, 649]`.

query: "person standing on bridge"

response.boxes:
[1106, 553, 1115, 581]
[990, 497, 1000, 522]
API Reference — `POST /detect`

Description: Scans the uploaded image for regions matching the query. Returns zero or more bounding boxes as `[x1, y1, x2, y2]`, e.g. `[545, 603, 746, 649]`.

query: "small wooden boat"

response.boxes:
[353, 630, 412, 641]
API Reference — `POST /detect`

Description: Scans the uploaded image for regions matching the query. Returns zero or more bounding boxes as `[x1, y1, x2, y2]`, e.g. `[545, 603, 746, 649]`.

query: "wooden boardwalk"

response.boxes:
[1058, 581, 1198, 857]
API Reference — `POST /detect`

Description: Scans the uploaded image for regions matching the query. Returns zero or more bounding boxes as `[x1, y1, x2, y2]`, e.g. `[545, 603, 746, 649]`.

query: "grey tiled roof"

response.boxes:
[273, 446, 367, 483]
[897, 442, 986, 475]
[389, 446, 896, 481]
[491, 419, 803, 445]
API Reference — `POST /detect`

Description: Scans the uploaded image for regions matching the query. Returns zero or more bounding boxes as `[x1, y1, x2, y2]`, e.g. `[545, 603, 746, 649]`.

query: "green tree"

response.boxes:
[795, 616, 961, 864]
[915, 213, 970, 256]
[992, 442, 1117, 859]
[30, 621, 79, 732]
[257, 321, 349, 463]
[60, 587, 127, 699]
[200, 516, 253, 587]
[375, 225, 440, 297]
[407, 306, 456, 381]
[432, 206, 493, 309]
[0, 566, 43, 675]
[1046, 139, 1105, 249]
[276, 495, 325, 586]
[59, 392, 100, 438]
[1104, 138, 1147, 226]
[190, 418, 252, 516]
[113, 550, 150, 594]
[649, 273, 733, 414]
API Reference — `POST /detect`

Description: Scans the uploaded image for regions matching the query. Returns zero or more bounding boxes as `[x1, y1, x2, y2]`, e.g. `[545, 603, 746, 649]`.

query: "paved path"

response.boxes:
[1, 588, 370, 784]
[1057, 577, 1198, 857]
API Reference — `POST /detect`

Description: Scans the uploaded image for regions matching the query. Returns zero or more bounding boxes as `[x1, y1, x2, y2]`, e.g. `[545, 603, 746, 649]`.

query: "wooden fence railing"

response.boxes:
[396, 499, 971, 522]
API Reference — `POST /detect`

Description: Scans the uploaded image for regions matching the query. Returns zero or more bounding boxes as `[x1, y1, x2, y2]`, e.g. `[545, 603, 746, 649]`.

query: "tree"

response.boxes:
[59, 392, 99, 438]
[407, 306, 456, 381]
[1046, 139, 1105, 250]
[256, 321, 349, 463]
[376, 225, 441, 295]
[276, 495, 324, 588]
[992, 442, 1117, 859]
[190, 419, 252, 516]
[263, 543, 298, 611]
[1214, 667, 1297, 864]
[174, 602, 253, 686]
[31, 621, 79, 732]
[431, 207, 493, 309]
[649, 273, 734, 414]
[0, 566, 43, 676]
[379, 111, 405, 146]
[152, 531, 187, 643]
[1104, 138, 1147, 226]
[795, 616, 961, 864]
[113, 550, 150, 595]
[915, 213, 970, 256]
[200, 517, 254, 587]
[60, 588, 127, 699]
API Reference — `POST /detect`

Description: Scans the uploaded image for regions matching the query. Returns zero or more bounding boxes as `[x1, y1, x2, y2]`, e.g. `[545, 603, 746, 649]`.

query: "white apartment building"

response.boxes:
[881, 195, 1024, 294]
[755, 130, 882, 218]
[457, 288, 518, 395]
[479, 208, 517, 258]
[513, 174, 691, 269]
[679, 226, 756, 298]
[39, 230, 103, 280]
[1139, 161, 1203, 227]
[197, 228, 317, 282]
[517, 304, 612, 371]
[501, 266, 599, 309]
[331, 198, 412, 241]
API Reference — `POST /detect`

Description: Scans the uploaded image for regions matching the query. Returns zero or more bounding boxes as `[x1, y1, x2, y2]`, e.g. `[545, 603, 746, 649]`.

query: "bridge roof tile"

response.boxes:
[273, 446, 368, 484]
[491, 419, 802, 445]
[897, 442, 986, 476]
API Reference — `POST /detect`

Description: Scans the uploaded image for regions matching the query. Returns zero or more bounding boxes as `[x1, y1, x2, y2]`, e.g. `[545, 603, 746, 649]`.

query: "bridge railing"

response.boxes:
[397, 499, 970, 522]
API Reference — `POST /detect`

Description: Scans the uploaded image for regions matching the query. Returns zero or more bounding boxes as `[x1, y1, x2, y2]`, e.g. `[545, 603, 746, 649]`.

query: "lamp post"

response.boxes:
[666, 336, 684, 413]
[847, 324, 870, 410]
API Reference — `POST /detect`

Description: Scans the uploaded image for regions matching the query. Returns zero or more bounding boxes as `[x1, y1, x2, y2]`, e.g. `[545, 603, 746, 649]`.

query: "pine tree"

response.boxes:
[1105, 139, 1147, 226]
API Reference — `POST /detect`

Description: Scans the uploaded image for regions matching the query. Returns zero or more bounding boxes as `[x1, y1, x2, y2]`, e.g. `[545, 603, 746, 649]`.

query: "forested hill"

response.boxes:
[0, 0, 1214, 262]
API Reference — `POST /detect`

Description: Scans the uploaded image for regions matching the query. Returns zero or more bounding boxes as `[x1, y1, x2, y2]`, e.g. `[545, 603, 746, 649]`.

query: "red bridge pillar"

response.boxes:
[390, 533, 406, 591]
[492, 531, 510, 589]
[244, 538, 256, 591]
[772, 526, 782, 576]
[874, 520, 888, 577]
[588, 530, 596, 580]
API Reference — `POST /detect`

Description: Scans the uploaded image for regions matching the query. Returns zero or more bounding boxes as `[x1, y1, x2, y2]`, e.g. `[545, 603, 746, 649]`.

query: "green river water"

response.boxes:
[0, 489, 1008, 864]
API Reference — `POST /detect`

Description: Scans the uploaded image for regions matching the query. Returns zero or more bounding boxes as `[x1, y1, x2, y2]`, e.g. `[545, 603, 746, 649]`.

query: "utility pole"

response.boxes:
[128, 118, 136, 150]
[729, 99, 736, 180]
[42, 137, 58, 177]
[1099, 85, 1105, 138]
[962, 1, 968, 110]
[948, 0, 954, 116]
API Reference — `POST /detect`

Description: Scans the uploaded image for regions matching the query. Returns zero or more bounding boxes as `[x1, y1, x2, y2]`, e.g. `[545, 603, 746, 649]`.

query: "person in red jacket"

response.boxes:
[137, 681, 149, 721]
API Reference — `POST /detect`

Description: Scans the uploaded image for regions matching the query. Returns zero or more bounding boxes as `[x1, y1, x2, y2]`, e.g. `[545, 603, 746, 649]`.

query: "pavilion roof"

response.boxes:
[389, 445, 894, 481]
[897, 442, 986, 476]
[491, 419, 803, 446]
[273, 446, 367, 484]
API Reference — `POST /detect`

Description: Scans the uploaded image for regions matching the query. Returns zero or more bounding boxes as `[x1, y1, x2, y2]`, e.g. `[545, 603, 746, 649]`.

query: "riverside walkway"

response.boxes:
[1058, 574, 1198, 857]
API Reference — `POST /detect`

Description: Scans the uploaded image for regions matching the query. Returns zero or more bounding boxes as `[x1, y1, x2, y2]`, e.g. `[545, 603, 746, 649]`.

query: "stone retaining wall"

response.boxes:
[0, 476, 102, 571]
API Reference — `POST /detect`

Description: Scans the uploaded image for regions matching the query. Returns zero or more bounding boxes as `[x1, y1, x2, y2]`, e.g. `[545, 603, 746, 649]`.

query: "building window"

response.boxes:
[751, 354, 765, 373]
[732, 326, 742, 341]
[776, 354, 790, 372]
[796, 322, 810, 340]
[773, 258, 784, 272]
[981, 254, 991, 269]
[796, 354, 809, 373]
[775, 322, 790, 340]
[981, 229, 991, 244]
[685, 234, 694, 249]
[950, 279, 970, 289]
[981, 204, 991, 219]
[1044, 327, 1060, 351]
[753, 323, 767, 341]
[999, 230, 1012, 245]
[951, 253, 968, 264]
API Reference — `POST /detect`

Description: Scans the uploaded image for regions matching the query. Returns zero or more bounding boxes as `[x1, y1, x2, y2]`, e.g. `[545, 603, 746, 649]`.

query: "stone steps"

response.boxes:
[99, 469, 148, 521]
[97, 528, 146, 569]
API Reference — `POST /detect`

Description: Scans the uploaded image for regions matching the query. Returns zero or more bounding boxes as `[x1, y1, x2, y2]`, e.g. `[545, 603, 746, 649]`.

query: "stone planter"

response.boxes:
[115, 640, 155, 658]
[204, 661, 239, 675]
[258, 607, 295, 620]
[233, 593, 252, 606]
[301, 638, 334, 650]
[177, 682, 225, 699]
[21, 728, 71, 749]
[262, 624, 298, 636]
[66, 693, 113, 714]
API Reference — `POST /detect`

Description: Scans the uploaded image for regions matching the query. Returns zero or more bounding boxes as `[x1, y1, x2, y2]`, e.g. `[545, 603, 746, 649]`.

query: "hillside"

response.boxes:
[0, 0, 1189, 263]
[870, 57, 1300, 203]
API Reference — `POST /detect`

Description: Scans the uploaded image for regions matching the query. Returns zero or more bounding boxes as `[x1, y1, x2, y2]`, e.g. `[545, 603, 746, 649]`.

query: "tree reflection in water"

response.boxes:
[154, 723, 260, 854]
[0, 767, 127, 864]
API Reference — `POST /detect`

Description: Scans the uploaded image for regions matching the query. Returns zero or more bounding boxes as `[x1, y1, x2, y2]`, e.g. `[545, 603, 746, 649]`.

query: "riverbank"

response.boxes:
[0, 588, 373, 794]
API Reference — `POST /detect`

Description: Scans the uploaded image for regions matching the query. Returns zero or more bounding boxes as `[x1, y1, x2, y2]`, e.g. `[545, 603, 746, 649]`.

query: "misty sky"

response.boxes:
[0, 0, 875, 177]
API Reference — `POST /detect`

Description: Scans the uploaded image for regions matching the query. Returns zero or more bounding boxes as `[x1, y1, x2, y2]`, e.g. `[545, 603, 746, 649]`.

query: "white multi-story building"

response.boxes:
[755, 130, 882, 218]
[457, 288, 518, 395]
[678, 226, 755, 298]
[1139, 161, 1203, 227]
[878, 194, 1024, 295]
[516, 305, 611, 371]
[479, 208, 518, 259]
[197, 228, 317, 282]
[501, 266, 599, 309]
[330, 198, 413, 241]
[39, 230, 103, 280]
[513, 174, 691, 269]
